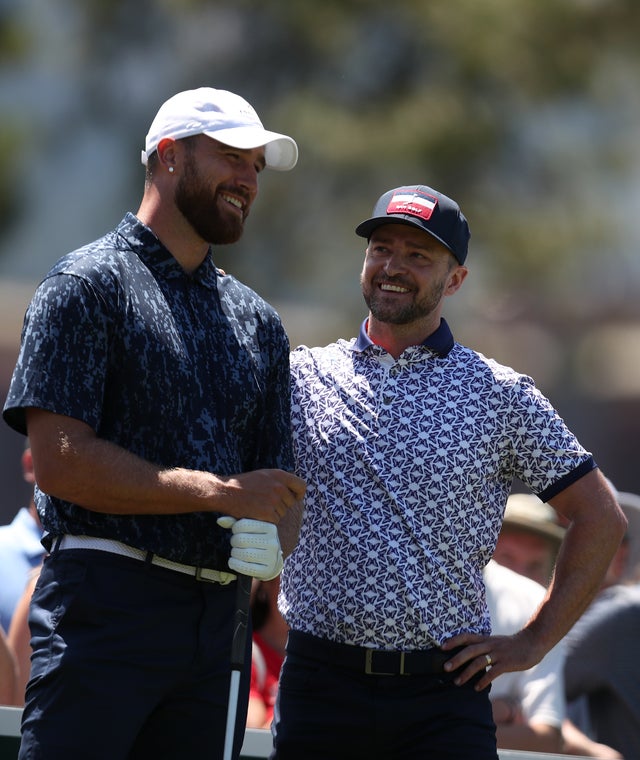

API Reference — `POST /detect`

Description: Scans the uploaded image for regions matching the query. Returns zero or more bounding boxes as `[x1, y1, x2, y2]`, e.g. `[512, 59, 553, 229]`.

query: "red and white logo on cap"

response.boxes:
[387, 190, 438, 220]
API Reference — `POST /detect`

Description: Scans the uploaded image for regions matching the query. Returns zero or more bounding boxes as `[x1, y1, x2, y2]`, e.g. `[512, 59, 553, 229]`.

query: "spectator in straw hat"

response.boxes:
[493, 493, 565, 587]
[494, 492, 623, 758]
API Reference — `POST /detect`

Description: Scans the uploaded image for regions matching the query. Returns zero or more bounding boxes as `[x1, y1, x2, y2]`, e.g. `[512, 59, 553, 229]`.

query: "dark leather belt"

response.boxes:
[287, 630, 459, 676]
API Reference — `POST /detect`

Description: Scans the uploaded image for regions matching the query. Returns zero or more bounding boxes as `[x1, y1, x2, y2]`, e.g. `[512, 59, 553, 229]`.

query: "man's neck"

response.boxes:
[136, 199, 209, 275]
[366, 315, 441, 359]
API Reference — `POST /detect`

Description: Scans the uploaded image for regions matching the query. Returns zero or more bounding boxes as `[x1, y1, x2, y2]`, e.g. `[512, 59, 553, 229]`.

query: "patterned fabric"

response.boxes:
[281, 318, 594, 649]
[3, 213, 293, 568]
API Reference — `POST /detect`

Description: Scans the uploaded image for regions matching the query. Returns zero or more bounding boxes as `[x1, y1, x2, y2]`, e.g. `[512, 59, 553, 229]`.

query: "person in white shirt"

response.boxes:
[485, 559, 564, 753]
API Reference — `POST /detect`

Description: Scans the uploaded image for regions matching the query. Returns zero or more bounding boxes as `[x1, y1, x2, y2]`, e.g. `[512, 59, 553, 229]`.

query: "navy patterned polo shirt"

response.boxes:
[3, 213, 293, 569]
[281, 318, 595, 649]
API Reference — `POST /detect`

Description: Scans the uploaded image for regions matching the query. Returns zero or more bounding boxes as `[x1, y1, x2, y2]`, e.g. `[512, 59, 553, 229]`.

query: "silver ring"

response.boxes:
[485, 653, 492, 667]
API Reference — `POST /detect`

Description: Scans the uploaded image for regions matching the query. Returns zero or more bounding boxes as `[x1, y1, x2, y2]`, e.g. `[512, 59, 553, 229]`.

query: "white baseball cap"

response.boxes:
[141, 87, 298, 171]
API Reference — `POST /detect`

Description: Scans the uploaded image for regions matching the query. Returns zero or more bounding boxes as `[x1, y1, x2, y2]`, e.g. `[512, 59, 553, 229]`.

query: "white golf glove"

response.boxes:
[216, 516, 284, 580]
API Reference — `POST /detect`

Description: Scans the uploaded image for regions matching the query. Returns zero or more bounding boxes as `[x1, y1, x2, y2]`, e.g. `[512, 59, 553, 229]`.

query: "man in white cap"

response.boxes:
[3, 87, 305, 760]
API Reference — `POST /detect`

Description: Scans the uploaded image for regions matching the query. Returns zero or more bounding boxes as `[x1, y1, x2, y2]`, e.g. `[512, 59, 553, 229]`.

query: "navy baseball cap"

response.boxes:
[355, 185, 470, 264]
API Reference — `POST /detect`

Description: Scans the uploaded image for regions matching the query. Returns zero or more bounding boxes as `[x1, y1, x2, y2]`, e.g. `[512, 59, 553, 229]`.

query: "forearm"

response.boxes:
[523, 472, 626, 653]
[7, 571, 39, 706]
[495, 722, 562, 753]
[562, 718, 623, 758]
[26, 408, 305, 523]
[0, 628, 18, 706]
[442, 470, 626, 690]
[278, 500, 303, 557]
[29, 414, 221, 515]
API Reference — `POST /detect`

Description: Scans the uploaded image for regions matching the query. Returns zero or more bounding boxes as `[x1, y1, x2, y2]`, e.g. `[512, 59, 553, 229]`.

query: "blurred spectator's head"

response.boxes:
[494, 493, 565, 586]
[614, 490, 640, 584]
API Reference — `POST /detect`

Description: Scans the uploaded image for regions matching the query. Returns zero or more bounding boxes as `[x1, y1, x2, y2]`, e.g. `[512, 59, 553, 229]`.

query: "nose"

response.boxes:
[382, 251, 406, 276]
[236, 164, 259, 196]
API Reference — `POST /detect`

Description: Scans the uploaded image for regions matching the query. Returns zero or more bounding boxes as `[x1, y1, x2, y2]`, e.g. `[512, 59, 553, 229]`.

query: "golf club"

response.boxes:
[223, 573, 252, 760]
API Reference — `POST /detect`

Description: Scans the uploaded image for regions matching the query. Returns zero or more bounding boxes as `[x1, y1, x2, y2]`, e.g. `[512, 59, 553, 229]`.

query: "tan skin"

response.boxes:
[8, 569, 39, 706]
[361, 224, 628, 690]
[26, 134, 305, 556]
[362, 225, 467, 357]
[137, 134, 265, 273]
[0, 626, 18, 705]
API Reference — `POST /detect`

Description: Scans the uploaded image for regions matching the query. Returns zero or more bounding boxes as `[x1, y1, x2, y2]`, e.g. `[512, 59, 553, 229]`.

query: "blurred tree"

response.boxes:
[1, 0, 640, 491]
[0, 0, 639, 318]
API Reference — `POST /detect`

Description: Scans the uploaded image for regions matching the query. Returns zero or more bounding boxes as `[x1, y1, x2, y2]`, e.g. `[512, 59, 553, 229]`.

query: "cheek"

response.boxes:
[360, 261, 374, 282]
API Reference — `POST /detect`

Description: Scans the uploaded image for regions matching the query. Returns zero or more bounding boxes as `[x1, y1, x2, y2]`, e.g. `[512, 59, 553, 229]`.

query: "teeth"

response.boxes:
[222, 194, 243, 210]
[380, 284, 409, 293]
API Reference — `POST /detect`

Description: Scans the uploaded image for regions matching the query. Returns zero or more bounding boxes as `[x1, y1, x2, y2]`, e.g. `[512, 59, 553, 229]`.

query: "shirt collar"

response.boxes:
[353, 317, 455, 358]
[116, 212, 220, 290]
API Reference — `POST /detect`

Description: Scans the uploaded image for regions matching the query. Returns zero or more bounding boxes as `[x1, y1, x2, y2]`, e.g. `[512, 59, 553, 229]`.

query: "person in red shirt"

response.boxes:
[247, 576, 288, 729]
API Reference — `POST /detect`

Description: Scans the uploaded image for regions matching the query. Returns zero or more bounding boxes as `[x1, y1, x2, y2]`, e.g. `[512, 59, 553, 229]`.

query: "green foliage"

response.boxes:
[1, 0, 640, 319]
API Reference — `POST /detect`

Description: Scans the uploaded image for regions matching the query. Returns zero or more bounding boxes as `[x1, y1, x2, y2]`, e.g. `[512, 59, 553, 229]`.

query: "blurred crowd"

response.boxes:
[2, 447, 639, 759]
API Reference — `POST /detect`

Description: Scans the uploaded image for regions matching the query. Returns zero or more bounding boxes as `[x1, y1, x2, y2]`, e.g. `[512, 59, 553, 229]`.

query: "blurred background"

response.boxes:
[1, 0, 639, 518]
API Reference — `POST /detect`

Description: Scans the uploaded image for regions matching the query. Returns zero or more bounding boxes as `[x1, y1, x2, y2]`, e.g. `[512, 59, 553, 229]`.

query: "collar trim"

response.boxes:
[353, 317, 454, 357]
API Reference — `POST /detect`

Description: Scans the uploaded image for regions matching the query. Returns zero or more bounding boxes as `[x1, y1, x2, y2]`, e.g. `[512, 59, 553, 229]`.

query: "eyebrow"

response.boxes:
[370, 233, 439, 252]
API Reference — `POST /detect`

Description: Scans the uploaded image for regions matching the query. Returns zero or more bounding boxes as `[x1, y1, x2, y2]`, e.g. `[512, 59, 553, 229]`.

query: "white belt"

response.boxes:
[54, 534, 235, 585]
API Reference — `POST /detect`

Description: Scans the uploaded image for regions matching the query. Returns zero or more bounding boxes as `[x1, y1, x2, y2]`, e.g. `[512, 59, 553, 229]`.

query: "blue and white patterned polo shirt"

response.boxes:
[281, 318, 594, 649]
[3, 213, 293, 569]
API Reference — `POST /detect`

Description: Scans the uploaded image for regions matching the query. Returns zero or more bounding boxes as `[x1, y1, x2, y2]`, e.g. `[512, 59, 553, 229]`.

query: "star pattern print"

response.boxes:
[281, 326, 593, 650]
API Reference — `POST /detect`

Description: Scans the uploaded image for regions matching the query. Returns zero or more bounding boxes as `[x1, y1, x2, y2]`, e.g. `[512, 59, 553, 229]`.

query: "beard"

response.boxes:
[174, 152, 247, 245]
[362, 275, 447, 325]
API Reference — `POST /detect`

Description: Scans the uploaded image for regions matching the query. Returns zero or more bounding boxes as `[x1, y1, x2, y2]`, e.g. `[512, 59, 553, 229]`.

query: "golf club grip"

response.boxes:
[230, 573, 252, 670]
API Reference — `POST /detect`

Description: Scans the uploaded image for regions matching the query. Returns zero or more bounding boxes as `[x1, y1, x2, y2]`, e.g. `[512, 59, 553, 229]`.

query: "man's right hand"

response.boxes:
[214, 469, 306, 524]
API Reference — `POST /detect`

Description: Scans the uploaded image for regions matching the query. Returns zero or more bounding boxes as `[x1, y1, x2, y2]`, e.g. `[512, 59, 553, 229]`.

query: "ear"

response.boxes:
[156, 138, 178, 174]
[444, 265, 468, 297]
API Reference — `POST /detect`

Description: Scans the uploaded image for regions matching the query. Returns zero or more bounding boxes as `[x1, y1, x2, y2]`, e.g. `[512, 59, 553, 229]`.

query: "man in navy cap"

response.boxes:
[271, 184, 627, 759]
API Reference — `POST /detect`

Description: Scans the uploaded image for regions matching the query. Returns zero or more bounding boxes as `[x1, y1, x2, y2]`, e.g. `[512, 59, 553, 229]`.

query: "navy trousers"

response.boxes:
[19, 549, 250, 760]
[271, 632, 498, 759]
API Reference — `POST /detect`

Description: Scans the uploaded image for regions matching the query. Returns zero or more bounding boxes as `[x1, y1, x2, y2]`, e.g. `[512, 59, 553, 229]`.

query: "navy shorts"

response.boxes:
[19, 549, 250, 760]
[271, 632, 498, 760]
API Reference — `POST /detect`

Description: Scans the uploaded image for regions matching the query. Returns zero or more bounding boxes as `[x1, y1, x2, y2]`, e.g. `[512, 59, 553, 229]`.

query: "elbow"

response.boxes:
[31, 439, 81, 501]
[26, 408, 93, 502]
[32, 458, 67, 499]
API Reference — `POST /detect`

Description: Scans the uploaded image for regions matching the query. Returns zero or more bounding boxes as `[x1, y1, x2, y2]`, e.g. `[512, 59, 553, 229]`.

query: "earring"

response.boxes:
[168, 166, 174, 173]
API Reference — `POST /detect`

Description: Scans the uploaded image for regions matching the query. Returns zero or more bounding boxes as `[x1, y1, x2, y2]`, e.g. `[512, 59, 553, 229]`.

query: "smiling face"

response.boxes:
[360, 224, 465, 328]
[174, 135, 265, 245]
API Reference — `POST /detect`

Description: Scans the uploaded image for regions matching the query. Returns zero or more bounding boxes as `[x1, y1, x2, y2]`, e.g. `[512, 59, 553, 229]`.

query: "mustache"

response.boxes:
[217, 185, 251, 206]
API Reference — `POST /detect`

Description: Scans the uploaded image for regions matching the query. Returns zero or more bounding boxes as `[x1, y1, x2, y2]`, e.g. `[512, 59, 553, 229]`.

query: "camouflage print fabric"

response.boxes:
[3, 213, 293, 569]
